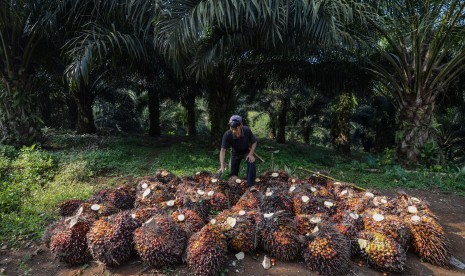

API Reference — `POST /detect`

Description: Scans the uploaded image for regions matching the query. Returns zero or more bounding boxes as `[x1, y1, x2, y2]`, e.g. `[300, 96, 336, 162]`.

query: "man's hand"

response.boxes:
[246, 154, 255, 163]
[218, 165, 225, 174]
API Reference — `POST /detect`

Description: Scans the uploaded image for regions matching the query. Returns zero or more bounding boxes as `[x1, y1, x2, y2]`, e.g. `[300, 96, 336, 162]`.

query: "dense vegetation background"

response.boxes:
[1, 0, 465, 245]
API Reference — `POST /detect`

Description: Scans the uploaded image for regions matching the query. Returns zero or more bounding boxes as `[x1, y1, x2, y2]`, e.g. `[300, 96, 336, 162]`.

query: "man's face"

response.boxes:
[230, 125, 241, 137]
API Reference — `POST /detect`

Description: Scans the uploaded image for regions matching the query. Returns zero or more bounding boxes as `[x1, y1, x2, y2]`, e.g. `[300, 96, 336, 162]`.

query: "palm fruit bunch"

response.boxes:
[294, 213, 326, 235]
[190, 171, 214, 185]
[234, 188, 263, 210]
[287, 176, 304, 186]
[199, 184, 229, 212]
[135, 181, 170, 208]
[406, 214, 450, 266]
[171, 209, 205, 237]
[293, 192, 321, 215]
[58, 199, 85, 217]
[134, 215, 187, 268]
[357, 230, 406, 272]
[154, 170, 180, 194]
[260, 170, 289, 182]
[332, 211, 364, 255]
[391, 193, 434, 217]
[43, 219, 70, 248]
[303, 224, 351, 276]
[304, 173, 330, 186]
[215, 209, 258, 253]
[187, 224, 228, 276]
[91, 185, 136, 210]
[79, 202, 120, 219]
[225, 176, 246, 204]
[259, 210, 301, 261]
[260, 187, 293, 214]
[131, 207, 166, 226]
[49, 216, 94, 266]
[86, 211, 139, 266]
[363, 211, 410, 247]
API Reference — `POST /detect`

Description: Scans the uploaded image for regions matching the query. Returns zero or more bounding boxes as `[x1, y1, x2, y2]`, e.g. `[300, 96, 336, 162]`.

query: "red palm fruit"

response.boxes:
[234, 188, 263, 210]
[135, 182, 170, 208]
[260, 170, 290, 182]
[357, 230, 406, 272]
[134, 215, 187, 268]
[293, 192, 321, 215]
[333, 211, 364, 256]
[303, 224, 351, 276]
[78, 202, 120, 219]
[406, 214, 451, 266]
[58, 199, 85, 217]
[154, 169, 180, 185]
[364, 213, 411, 248]
[259, 210, 300, 261]
[187, 224, 228, 276]
[131, 207, 166, 226]
[215, 209, 258, 253]
[49, 217, 94, 266]
[92, 185, 136, 210]
[86, 211, 139, 266]
[171, 209, 205, 238]
[287, 176, 304, 186]
[225, 176, 246, 203]
[294, 213, 327, 235]
[43, 219, 70, 248]
[261, 187, 293, 214]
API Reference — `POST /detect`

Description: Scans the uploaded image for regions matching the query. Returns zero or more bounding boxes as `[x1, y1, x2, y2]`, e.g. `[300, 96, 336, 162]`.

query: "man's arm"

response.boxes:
[219, 148, 227, 173]
[246, 142, 257, 163]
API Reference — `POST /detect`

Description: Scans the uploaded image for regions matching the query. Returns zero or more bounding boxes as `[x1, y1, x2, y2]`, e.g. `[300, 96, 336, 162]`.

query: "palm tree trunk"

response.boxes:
[67, 96, 78, 130]
[73, 86, 96, 134]
[180, 86, 197, 136]
[303, 125, 312, 144]
[397, 98, 435, 165]
[148, 87, 161, 137]
[331, 93, 353, 156]
[276, 96, 289, 144]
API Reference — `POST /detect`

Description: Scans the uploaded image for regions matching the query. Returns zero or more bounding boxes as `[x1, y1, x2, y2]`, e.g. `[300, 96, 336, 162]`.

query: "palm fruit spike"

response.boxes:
[58, 199, 85, 217]
[187, 224, 228, 276]
[135, 182, 170, 208]
[293, 192, 321, 215]
[78, 202, 120, 219]
[131, 207, 166, 226]
[171, 209, 205, 238]
[49, 216, 94, 266]
[303, 224, 351, 276]
[358, 230, 406, 272]
[234, 188, 263, 210]
[294, 213, 326, 235]
[260, 187, 293, 214]
[259, 210, 301, 261]
[407, 214, 451, 266]
[215, 209, 258, 253]
[364, 212, 410, 248]
[134, 215, 187, 268]
[86, 211, 139, 266]
[91, 185, 136, 210]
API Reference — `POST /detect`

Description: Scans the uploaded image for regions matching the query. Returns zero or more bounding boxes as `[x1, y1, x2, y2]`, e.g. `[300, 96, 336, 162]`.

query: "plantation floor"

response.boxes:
[1, 188, 464, 276]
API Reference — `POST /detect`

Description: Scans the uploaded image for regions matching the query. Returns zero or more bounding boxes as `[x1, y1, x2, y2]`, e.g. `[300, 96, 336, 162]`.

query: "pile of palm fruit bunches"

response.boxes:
[44, 170, 451, 276]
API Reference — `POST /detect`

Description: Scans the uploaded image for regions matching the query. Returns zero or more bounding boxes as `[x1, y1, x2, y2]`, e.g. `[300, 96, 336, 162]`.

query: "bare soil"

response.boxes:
[1, 188, 464, 276]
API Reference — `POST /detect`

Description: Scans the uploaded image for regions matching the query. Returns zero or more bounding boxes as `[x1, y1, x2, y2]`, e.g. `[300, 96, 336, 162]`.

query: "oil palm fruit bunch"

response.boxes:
[313, 184, 334, 200]
[131, 207, 166, 226]
[303, 224, 350, 276]
[92, 185, 135, 210]
[187, 224, 228, 276]
[259, 210, 301, 261]
[135, 182, 170, 208]
[357, 230, 406, 272]
[191, 171, 214, 185]
[178, 195, 211, 221]
[260, 170, 289, 182]
[86, 211, 139, 266]
[287, 176, 304, 186]
[171, 209, 205, 237]
[363, 212, 411, 248]
[294, 213, 326, 235]
[154, 169, 179, 185]
[58, 199, 85, 217]
[225, 176, 246, 203]
[134, 215, 187, 268]
[215, 209, 258, 253]
[43, 219, 70, 248]
[261, 187, 293, 214]
[406, 214, 451, 266]
[79, 202, 120, 219]
[292, 192, 321, 215]
[393, 193, 434, 217]
[49, 216, 94, 266]
[234, 188, 263, 210]
[333, 211, 364, 255]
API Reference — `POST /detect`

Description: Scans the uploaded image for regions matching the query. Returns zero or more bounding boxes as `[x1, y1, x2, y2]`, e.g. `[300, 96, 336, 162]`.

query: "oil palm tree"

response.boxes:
[360, 0, 465, 164]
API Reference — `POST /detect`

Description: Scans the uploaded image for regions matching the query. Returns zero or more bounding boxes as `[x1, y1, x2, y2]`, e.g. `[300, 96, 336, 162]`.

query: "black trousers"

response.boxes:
[230, 154, 256, 186]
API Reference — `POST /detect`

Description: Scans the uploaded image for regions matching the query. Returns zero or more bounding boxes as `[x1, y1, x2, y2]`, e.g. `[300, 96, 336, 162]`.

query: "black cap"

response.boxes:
[229, 120, 241, 128]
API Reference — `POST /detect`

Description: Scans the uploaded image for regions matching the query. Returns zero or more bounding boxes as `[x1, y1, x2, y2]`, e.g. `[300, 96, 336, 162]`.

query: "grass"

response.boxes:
[0, 132, 464, 246]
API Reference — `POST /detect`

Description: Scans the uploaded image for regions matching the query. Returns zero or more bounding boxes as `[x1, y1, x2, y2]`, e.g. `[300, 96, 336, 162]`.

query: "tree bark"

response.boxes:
[397, 98, 435, 165]
[148, 86, 161, 137]
[331, 93, 353, 156]
[72, 86, 96, 134]
[302, 125, 312, 144]
[180, 86, 197, 136]
[67, 96, 78, 130]
[276, 96, 289, 144]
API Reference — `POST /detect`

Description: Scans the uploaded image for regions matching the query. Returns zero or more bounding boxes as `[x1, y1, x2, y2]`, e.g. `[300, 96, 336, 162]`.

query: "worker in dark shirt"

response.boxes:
[218, 115, 257, 186]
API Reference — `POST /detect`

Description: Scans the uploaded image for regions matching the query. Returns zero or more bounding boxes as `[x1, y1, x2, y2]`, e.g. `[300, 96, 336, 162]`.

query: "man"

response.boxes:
[218, 115, 257, 186]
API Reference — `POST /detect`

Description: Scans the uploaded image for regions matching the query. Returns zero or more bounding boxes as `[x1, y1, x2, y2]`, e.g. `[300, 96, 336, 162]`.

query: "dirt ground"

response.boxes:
[1, 188, 464, 276]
